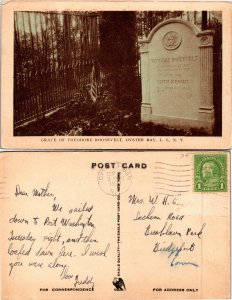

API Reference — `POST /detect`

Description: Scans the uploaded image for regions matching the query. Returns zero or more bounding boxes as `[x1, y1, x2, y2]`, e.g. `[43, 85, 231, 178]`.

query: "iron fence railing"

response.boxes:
[14, 11, 99, 126]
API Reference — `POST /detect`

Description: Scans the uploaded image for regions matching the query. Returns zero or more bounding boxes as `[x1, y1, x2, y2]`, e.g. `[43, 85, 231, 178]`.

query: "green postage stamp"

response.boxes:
[194, 154, 227, 192]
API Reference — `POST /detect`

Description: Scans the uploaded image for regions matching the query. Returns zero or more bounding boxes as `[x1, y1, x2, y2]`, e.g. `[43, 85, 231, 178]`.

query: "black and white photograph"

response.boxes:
[13, 10, 222, 137]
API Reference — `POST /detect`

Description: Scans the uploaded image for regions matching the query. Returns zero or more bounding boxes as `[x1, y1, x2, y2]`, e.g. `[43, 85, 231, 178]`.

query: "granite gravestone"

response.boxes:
[139, 19, 214, 134]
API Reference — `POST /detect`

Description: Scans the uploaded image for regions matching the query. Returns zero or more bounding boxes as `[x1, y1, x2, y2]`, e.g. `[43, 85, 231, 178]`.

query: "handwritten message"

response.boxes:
[8, 183, 110, 289]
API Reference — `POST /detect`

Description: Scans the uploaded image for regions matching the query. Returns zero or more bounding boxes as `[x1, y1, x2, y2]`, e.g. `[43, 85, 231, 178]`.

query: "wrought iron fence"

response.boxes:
[14, 11, 100, 126]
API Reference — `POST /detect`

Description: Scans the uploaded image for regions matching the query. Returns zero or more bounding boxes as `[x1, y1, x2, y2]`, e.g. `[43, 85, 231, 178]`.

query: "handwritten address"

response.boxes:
[128, 193, 206, 268]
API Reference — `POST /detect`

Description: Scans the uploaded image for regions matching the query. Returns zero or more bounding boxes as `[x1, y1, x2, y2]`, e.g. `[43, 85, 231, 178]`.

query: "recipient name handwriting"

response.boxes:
[129, 193, 206, 268]
[8, 183, 110, 288]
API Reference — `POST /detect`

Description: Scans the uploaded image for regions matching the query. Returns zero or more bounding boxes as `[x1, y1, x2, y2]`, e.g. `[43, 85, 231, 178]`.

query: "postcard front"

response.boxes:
[0, 151, 230, 299]
[1, 1, 232, 149]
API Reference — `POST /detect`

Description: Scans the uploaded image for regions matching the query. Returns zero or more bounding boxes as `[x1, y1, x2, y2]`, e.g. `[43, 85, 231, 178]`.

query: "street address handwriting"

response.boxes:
[128, 193, 206, 268]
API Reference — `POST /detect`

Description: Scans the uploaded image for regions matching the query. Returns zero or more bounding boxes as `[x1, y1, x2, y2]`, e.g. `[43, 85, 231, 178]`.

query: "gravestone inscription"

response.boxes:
[139, 19, 214, 134]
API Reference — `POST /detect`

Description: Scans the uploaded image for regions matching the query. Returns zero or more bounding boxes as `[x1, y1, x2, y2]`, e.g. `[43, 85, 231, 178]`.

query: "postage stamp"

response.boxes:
[194, 154, 227, 192]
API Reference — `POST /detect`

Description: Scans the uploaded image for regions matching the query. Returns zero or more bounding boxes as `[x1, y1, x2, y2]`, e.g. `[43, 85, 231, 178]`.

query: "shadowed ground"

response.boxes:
[14, 92, 209, 137]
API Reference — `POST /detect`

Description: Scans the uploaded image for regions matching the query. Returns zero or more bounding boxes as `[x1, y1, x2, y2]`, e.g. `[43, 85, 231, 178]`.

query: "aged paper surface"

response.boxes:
[0, 151, 230, 299]
[1, 1, 232, 149]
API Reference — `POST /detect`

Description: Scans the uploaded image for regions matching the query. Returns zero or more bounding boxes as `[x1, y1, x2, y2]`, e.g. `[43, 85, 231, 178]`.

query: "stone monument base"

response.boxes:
[141, 105, 215, 134]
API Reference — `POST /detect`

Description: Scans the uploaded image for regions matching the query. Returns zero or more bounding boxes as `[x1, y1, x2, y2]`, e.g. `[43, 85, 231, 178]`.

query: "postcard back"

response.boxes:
[0, 151, 230, 299]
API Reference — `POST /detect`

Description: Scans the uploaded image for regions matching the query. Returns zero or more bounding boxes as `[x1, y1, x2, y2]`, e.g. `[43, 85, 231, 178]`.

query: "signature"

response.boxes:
[74, 274, 94, 288]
